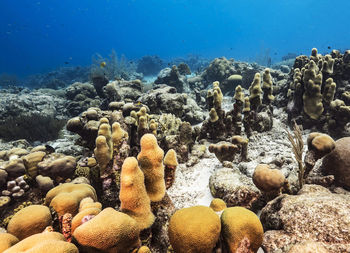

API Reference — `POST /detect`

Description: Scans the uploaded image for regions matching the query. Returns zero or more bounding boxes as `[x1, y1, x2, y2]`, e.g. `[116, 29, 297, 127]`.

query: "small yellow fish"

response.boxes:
[100, 61, 106, 68]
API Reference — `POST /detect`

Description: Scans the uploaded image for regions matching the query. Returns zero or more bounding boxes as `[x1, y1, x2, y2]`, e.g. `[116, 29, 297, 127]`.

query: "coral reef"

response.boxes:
[2, 48, 350, 253]
[287, 48, 350, 134]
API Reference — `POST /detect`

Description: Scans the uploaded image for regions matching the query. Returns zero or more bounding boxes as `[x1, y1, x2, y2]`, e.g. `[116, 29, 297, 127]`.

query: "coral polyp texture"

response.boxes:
[168, 205, 221, 253]
[137, 133, 166, 202]
[119, 157, 155, 230]
[221, 207, 264, 253]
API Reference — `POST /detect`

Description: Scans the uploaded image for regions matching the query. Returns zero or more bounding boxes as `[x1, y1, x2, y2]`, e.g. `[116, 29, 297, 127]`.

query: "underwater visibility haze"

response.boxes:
[1, 0, 350, 78]
[0, 1, 350, 253]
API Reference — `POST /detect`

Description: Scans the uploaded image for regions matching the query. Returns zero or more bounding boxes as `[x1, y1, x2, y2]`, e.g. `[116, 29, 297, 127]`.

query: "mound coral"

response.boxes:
[71, 197, 102, 233]
[209, 198, 227, 212]
[22, 151, 46, 178]
[305, 132, 335, 177]
[7, 204, 52, 240]
[137, 133, 166, 202]
[3, 231, 78, 253]
[0, 233, 19, 252]
[252, 164, 286, 194]
[221, 206, 264, 253]
[168, 205, 221, 253]
[73, 207, 140, 252]
[44, 183, 97, 216]
[208, 142, 240, 163]
[37, 155, 77, 181]
[322, 137, 350, 189]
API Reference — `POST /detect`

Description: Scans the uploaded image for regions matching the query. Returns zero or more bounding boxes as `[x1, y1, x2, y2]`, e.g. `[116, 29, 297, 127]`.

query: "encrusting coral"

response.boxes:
[137, 133, 166, 202]
[119, 157, 155, 230]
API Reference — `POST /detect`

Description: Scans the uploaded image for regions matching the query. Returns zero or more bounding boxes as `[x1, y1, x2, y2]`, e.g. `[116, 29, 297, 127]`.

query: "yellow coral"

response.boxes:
[323, 78, 336, 104]
[137, 246, 151, 253]
[213, 82, 223, 110]
[209, 198, 227, 212]
[7, 205, 52, 240]
[221, 206, 263, 253]
[0, 233, 19, 252]
[243, 97, 251, 113]
[94, 135, 112, 173]
[112, 122, 128, 148]
[99, 117, 109, 125]
[234, 85, 245, 103]
[73, 207, 140, 252]
[3, 232, 78, 253]
[22, 151, 46, 178]
[137, 134, 165, 202]
[149, 119, 158, 135]
[209, 108, 219, 122]
[168, 206, 221, 253]
[120, 157, 155, 230]
[262, 68, 275, 103]
[45, 183, 97, 216]
[249, 73, 262, 110]
[252, 164, 285, 193]
[164, 149, 178, 167]
[71, 198, 102, 233]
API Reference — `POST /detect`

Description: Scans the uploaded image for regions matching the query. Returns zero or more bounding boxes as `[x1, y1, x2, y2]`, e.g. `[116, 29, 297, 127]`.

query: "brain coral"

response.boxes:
[0, 233, 19, 252]
[168, 205, 221, 253]
[7, 205, 52, 240]
[73, 207, 140, 252]
[221, 206, 264, 253]
[3, 232, 78, 253]
[45, 183, 97, 216]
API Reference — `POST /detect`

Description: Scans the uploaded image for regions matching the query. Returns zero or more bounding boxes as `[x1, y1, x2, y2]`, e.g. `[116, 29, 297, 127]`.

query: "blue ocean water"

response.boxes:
[0, 0, 349, 78]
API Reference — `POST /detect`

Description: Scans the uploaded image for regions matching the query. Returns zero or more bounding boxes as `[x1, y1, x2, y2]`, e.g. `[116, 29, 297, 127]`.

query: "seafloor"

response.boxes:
[0, 48, 350, 253]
